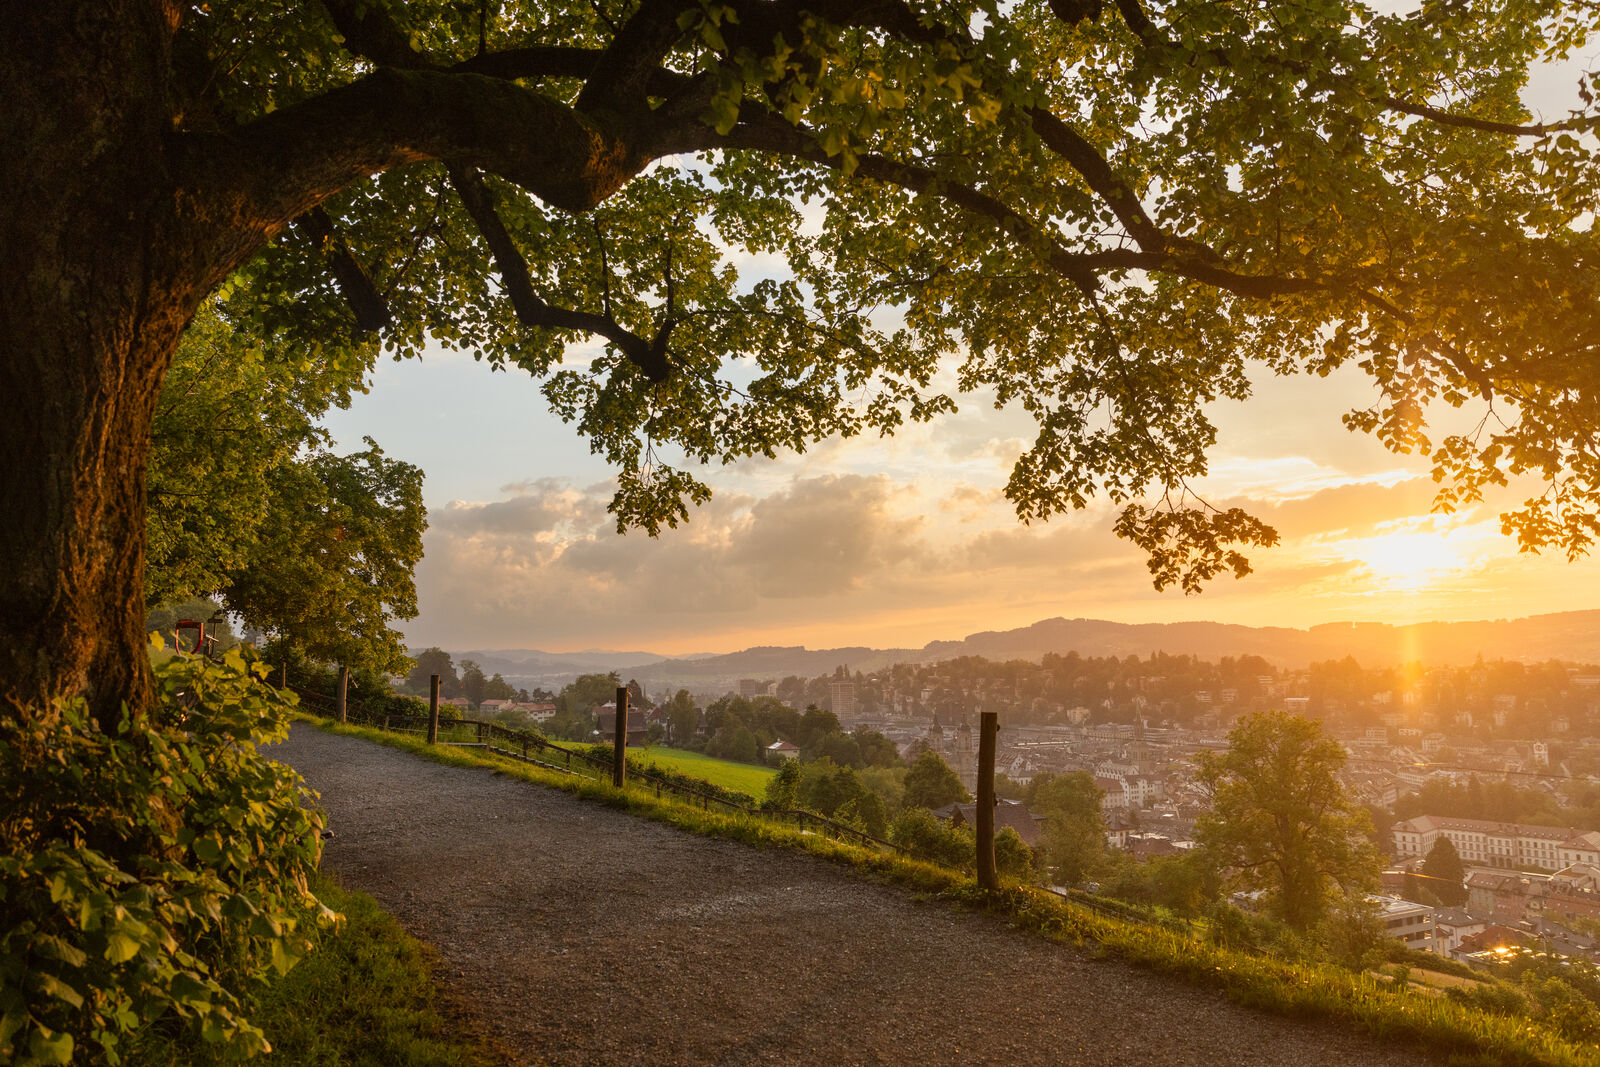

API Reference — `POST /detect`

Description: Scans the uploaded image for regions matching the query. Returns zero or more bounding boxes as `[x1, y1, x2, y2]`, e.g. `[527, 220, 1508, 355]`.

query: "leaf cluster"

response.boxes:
[0, 651, 331, 1065]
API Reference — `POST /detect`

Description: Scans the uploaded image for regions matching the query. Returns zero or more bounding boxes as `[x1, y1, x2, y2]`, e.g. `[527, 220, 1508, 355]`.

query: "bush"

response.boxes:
[994, 827, 1035, 882]
[0, 650, 331, 1065]
[890, 808, 975, 870]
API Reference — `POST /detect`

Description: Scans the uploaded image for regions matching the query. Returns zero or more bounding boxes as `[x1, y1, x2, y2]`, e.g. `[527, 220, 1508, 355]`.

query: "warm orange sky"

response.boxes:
[322, 49, 1600, 656]
[326, 346, 1599, 654]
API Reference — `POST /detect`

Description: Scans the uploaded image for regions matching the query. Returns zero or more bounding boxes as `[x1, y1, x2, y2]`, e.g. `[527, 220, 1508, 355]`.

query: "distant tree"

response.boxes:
[1421, 837, 1469, 908]
[852, 728, 902, 768]
[818, 733, 864, 769]
[1197, 712, 1378, 931]
[626, 678, 647, 707]
[795, 759, 863, 818]
[797, 707, 842, 749]
[903, 751, 970, 810]
[890, 808, 975, 870]
[559, 673, 622, 718]
[406, 647, 459, 696]
[1032, 771, 1107, 887]
[717, 723, 760, 765]
[857, 766, 906, 814]
[665, 690, 700, 747]
[459, 660, 488, 708]
[764, 759, 802, 810]
[484, 672, 517, 702]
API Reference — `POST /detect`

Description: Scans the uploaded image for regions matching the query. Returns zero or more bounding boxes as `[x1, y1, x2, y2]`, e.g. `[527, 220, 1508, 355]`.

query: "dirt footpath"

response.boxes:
[271, 725, 1443, 1066]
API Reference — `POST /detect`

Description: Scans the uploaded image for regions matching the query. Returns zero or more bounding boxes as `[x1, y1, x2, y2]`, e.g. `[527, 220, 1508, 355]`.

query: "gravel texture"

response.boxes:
[271, 724, 1445, 1066]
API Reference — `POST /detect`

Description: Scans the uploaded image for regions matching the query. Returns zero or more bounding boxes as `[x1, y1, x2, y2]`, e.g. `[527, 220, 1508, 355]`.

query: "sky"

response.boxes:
[323, 42, 1600, 657]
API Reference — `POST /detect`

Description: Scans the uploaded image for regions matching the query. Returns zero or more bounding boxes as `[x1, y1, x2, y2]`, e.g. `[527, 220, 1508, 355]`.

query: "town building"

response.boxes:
[595, 702, 648, 744]
[1391, 815, 1600, 871]
[1371, 895, 1440, 954]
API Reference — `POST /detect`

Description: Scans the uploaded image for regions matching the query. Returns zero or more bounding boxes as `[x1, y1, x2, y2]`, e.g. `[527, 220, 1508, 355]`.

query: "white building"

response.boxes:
[1392, 814, 1600, 871]
[1371, 895, 1440, 954]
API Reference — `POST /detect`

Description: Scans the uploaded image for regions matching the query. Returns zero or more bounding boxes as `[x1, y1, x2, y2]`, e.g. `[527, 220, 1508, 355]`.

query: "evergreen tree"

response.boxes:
[1421, 837, 1469, 908]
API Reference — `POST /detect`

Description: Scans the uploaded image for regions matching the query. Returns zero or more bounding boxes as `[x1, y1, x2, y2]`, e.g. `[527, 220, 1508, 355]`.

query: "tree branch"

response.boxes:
[447, 163, 670, 382]
[296, 206, 392, 333]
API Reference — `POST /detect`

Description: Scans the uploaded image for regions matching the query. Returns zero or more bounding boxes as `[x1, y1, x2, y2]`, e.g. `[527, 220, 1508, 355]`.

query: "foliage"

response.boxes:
[1028, 771, 1108, 887]
[792, 759, 868, 820]
[663, 690, 700, 747]
[1196, 712, 1379, 930]
[0, 650, 330, 1066]
[1396, 775, 1567, 827]
[835, 792, 890, 840]
[903, 751, 970, 810]
[1099, 851, 1219, 917]
[144, 305, 357, 610]
[123, 875, 500, 1067]
[1420, 837, 1469, 907]
[557, 673, 622, 718]
[223, 439, 425, 676]
[132, 0, 1600, 582]
[405, 647, 461, 697]
[993, 827, 1035, 883]
[146, 306, 423, 677]
[459, 660, 489, 708]
[763, 757, 802, 811]
[890, 808, 975, 871]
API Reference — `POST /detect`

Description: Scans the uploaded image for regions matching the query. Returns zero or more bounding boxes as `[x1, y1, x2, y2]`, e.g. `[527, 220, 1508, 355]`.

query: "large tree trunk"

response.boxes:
[0, 1, 199, 728]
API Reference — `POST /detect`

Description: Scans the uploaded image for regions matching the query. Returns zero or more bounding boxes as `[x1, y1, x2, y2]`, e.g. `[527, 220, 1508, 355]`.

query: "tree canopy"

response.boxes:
[1196, 711, 1378, 930]
[6, 0, 1600, 721]
[903, 750, 970, 809]
[147, 306, 425, 674]
[1421, 836, 1469, 908]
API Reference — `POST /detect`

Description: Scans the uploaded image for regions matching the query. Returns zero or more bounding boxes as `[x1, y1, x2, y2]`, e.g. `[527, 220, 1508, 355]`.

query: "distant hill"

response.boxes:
[437, 609, 1600, 695]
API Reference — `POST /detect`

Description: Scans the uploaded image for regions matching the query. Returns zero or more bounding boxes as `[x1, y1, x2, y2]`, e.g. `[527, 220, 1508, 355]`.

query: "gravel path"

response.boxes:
[272, 725, 1444, 1066]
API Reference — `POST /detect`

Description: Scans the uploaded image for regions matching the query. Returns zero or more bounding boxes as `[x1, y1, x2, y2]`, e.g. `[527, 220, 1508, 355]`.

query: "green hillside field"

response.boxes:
[637, 746, 776, 799]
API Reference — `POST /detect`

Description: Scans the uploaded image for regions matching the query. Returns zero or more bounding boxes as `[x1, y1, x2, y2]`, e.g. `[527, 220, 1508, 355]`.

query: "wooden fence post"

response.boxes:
[428, 674, 440, 744]
[336, 665, 349, 724]
[976, 710, 999, 891]
[613, 687, 628, 788]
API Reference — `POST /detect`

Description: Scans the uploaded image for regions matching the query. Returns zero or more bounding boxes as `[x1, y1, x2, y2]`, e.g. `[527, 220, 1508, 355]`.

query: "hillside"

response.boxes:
[445, 609, 1600, 695]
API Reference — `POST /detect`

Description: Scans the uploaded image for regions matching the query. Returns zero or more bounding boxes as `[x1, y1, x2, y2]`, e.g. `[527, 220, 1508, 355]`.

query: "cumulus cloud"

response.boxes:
[399, 461, 1597, 652]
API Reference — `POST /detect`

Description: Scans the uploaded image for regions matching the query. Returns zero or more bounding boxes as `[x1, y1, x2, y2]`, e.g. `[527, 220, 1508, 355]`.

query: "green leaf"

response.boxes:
[104, 932, 141, 964]
[28, 1027, 74, 1065]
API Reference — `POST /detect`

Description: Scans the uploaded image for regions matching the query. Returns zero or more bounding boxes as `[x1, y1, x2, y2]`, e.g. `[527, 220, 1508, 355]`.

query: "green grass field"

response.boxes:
[637, 746, 776, 798]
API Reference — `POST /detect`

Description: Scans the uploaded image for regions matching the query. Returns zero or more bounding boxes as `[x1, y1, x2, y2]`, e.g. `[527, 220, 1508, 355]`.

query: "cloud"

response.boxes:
[398, 457, 1598, 654]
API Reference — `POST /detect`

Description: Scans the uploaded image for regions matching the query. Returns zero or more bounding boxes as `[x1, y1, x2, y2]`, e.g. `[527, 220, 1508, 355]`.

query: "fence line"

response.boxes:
[328, 706, 906, 856]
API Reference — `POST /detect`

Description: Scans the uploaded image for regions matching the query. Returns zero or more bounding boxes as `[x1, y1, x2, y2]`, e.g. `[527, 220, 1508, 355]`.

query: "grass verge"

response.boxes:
[126, 872, 504, 1066]
[297, 717, 1600, 1067]
[634, 744, 777, 796]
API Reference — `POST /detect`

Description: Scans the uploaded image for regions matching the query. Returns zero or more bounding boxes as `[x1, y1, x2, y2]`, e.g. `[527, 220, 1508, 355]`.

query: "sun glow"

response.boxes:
[1339, 528, 1476, 592]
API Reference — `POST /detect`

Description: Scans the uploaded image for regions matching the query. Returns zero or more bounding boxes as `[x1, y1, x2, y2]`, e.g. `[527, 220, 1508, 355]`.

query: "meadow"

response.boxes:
[636, 745, 777, 798]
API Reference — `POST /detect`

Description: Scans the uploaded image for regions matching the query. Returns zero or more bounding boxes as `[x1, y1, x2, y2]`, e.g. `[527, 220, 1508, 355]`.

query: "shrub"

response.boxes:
[0, 649, 331, 1065]
[994, 827, 1035, 882]
[890, 808, 975, 870]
